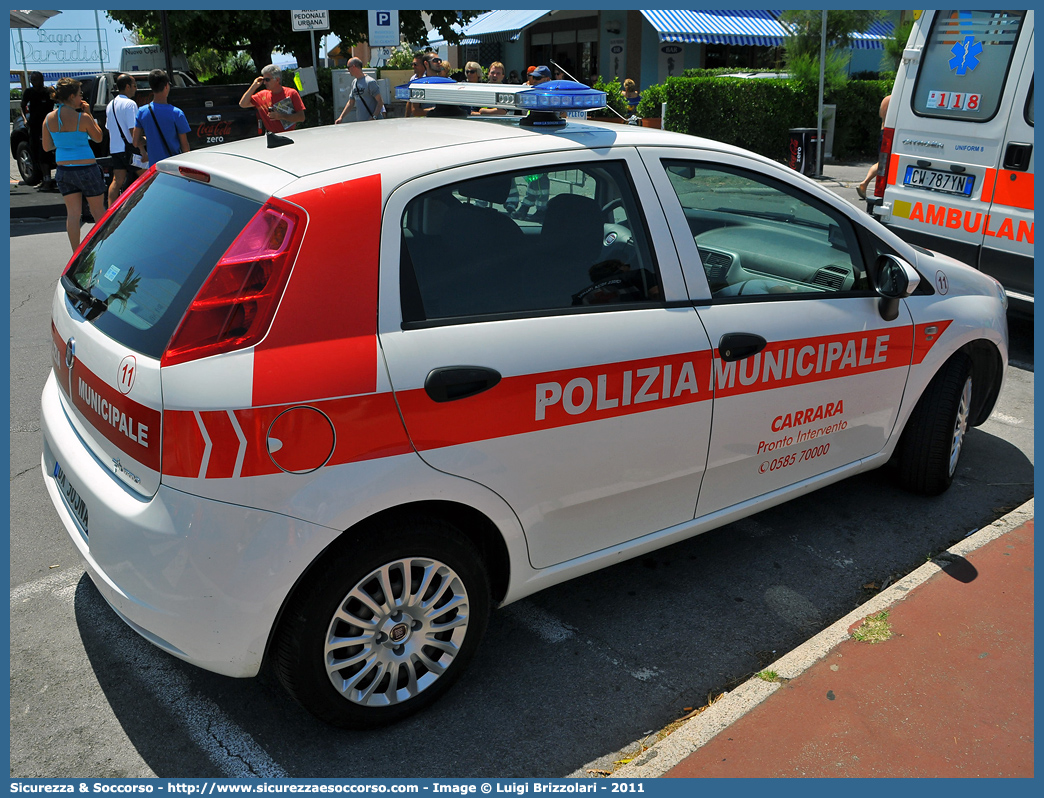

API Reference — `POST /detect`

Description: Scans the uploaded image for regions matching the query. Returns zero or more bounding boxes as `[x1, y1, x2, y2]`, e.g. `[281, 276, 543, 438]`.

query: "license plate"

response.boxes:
[53, 461, 89, 536]
[903, 166, 975, 196]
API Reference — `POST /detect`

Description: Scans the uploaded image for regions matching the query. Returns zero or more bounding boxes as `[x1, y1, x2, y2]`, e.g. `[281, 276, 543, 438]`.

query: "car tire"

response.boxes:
[895, 353, 973, 496]
[16, 140, 42, 186]
[272, 515, 491, 728]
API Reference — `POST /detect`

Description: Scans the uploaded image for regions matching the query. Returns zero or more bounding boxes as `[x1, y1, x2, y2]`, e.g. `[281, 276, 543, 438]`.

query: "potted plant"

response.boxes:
[378, 44, 419, 90]
[635, 84, 664, 128]
[589, 76, 629, 123]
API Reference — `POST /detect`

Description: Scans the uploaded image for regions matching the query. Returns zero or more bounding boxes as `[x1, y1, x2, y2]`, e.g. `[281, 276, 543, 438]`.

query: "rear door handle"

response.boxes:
[1002, 142, 1033, 171]
[206, 114, 222, 122]
[424, 366, 502, 403]
[718, 333, 767, 362]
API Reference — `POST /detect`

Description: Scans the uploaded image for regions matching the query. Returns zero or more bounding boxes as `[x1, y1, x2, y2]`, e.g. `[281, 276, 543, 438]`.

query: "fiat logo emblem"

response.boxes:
[65, 338, 76, 369]
[390, 623, 409, 643]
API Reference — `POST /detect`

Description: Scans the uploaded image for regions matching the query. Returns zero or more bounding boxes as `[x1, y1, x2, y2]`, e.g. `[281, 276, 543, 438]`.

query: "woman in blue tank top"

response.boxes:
[42, 78, 108, 251]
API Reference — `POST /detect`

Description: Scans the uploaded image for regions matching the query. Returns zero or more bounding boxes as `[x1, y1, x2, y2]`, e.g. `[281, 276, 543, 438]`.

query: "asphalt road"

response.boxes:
[9, 195, 1034, 778]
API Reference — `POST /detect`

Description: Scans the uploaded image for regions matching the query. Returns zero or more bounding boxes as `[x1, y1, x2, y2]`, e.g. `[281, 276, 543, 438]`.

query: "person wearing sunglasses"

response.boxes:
[239, 63, 306, 134]
[423, 53, 442, 77]
[407, 53, 443, 117]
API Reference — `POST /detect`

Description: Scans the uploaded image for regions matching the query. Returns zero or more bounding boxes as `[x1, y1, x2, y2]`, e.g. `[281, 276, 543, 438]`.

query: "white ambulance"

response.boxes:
[871, 10, 1034, 313]
[42, 79, 1009, 728]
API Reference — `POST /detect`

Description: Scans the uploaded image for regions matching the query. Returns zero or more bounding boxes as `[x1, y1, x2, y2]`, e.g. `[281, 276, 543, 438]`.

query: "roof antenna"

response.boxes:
[267, 131, 293, 148]
[551, 59, 629, 122]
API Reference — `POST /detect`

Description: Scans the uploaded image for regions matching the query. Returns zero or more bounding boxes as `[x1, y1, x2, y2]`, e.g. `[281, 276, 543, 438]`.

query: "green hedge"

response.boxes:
[830, 79, 891, 161]
[637, 76, 890, 163]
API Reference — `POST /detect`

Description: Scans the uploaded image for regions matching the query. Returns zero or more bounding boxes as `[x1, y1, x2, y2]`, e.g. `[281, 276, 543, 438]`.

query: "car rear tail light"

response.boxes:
[873, 127, 894, 198]
[161, 198, 305, 367]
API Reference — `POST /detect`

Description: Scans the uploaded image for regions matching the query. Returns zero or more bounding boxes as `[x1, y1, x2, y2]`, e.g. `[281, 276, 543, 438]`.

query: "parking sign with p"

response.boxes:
[368, 9, 399, 47]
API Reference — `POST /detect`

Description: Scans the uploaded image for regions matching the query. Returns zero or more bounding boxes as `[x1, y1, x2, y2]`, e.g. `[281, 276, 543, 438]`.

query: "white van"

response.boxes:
[871, 10, 1033, 313]
[119, 44, 190, 73]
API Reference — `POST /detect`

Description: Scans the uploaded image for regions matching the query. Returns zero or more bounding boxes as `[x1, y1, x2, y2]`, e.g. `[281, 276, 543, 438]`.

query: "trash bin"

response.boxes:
[788, 128, 819, 176]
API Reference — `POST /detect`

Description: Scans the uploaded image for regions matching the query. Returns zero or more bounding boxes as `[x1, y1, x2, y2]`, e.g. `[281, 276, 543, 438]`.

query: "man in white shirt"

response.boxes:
[105, 74, 139, 205]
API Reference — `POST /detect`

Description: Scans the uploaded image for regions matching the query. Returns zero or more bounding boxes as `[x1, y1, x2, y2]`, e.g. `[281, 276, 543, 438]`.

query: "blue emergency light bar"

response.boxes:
[393, 77, 607, 119]
[517, 81, 607, 110]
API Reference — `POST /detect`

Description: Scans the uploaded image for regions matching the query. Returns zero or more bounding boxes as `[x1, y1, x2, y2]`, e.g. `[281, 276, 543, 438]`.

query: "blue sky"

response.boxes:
[9, 9, 324, 79]
[10, 10, 134, 74]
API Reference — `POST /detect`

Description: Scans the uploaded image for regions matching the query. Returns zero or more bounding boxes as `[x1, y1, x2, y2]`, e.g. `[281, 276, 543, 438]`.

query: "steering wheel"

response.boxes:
[601, 197, 624, 216]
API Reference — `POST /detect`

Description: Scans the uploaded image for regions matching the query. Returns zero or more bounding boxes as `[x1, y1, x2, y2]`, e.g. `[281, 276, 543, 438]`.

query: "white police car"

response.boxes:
[42, 80, 1008, 727]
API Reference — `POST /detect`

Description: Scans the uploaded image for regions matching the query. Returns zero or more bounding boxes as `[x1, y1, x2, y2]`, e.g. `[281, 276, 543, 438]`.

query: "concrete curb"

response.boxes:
[605, 498, 1035, 779]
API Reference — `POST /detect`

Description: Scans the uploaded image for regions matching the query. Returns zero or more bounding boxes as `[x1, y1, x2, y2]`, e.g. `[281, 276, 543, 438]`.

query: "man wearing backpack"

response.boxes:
[132, 69, 190, 165]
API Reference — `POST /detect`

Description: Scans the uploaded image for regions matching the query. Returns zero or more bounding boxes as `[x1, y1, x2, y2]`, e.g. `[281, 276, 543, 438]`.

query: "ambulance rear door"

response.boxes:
[982, 30, 1033, 307]
[883, 11, 1030, 286]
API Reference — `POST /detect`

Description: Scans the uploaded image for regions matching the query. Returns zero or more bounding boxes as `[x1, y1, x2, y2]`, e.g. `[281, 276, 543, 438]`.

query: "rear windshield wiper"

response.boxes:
[61, 274, 108, 320]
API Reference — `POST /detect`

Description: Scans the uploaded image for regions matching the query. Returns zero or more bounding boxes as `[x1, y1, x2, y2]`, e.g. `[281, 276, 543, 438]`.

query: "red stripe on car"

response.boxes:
[252, 174, 383, 406]
[69, 359, 161, 471]
[162, 392, 413, 479]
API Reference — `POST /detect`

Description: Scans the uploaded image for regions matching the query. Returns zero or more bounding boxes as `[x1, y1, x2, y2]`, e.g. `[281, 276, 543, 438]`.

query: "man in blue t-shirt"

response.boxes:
[132, 69, 190, 164]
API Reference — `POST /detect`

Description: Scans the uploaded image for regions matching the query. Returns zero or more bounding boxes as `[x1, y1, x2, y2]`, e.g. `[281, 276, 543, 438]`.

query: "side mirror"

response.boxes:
[869, 254, 920, 321]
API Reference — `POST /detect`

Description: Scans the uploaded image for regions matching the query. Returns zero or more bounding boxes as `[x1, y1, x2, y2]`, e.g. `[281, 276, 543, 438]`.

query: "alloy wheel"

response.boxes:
[324, 556, 471, 707]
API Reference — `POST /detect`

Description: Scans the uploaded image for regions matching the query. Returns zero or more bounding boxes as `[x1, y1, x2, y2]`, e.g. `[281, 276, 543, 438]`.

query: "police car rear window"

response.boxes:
[912, 10, 1026, 122]
[400, 161, 662, 322]
[64, 172, 261, 359]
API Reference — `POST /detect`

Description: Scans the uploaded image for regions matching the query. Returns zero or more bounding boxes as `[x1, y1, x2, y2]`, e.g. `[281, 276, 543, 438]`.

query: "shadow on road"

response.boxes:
[10, 219, 68, 238]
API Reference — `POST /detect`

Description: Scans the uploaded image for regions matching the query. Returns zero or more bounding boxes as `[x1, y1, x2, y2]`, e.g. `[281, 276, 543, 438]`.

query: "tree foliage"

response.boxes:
[883, 19, 915, 73]
[778, 10, 885, 99]
[106, 10, 483, 74]
[778, 10, 885, 58]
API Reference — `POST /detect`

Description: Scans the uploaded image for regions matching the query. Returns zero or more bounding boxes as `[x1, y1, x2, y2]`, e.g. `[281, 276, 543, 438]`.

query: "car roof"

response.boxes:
[169, 117, 754, 181]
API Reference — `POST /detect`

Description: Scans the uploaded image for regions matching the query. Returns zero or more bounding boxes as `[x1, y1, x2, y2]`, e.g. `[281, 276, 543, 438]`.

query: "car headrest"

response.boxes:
[456, 174, 513, 206]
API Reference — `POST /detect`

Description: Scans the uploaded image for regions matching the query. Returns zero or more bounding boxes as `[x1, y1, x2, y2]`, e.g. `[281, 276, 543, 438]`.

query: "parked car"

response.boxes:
[42, 81, 1008, 729]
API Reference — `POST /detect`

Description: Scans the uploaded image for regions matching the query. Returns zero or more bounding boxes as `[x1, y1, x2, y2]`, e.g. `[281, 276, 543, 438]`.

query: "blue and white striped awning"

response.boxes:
[428, 9, 551, 46]
[849, 20, 895, 50]
[642, 10, 788, 46]
[465, 9, 550, 42]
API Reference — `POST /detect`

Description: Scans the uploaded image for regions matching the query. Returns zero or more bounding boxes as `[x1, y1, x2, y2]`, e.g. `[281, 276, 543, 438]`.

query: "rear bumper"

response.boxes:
[41, 371, 336, 678]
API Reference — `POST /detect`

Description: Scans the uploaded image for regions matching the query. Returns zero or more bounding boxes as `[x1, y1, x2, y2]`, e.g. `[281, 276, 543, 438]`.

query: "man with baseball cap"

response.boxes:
[529, 65, 552, 83]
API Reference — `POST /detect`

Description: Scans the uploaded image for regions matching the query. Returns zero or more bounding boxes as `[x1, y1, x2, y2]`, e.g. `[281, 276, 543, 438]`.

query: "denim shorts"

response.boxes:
[55, 164, 106, 198]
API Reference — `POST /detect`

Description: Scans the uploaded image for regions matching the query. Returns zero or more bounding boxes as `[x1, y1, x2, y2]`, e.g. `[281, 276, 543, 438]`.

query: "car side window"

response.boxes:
[661, 160, 869, 299]
[400, 161, 662, 322]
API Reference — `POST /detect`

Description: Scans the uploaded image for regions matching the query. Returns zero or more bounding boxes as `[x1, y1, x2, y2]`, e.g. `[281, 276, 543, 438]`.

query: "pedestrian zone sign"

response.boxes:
[291, 10, 329, 31]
